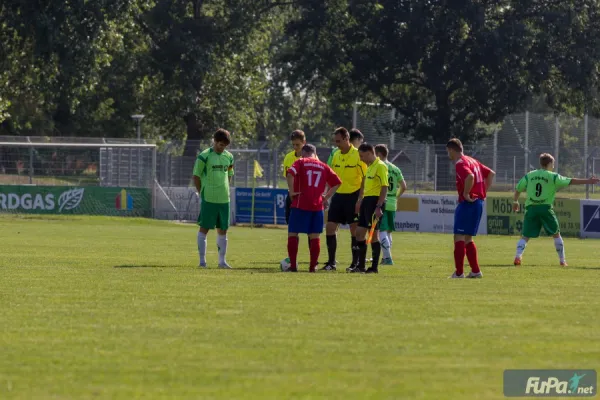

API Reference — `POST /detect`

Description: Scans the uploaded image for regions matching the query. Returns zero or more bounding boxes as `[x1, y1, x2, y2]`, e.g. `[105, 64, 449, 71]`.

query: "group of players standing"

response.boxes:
[191, 127, 600, 277]
[282, 127, 406, 273]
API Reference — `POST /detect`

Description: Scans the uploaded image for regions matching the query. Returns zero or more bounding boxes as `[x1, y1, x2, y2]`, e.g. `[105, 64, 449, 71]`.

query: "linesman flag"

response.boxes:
[254, 160, 264, 178]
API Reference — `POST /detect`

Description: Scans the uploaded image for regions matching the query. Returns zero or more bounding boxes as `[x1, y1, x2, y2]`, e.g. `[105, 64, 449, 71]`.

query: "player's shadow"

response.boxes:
[232, 267, 279, 273]
[113, 264, 182, 269]
[482, 264, 520, 268]
[570, 266, 600, 270]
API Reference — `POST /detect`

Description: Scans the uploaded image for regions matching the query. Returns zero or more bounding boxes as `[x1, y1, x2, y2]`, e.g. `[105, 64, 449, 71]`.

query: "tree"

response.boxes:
[282, 0, 600, 188]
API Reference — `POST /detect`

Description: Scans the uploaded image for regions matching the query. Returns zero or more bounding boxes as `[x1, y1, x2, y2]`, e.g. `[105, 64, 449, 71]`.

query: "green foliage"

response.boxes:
[283, 0, 600, 144]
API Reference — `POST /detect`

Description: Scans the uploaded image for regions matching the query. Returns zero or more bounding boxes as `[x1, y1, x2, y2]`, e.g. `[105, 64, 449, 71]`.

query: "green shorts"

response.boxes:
[522, 205, 559, 238]
[198, 201, 230, 230]
[379, 210, 396, 232]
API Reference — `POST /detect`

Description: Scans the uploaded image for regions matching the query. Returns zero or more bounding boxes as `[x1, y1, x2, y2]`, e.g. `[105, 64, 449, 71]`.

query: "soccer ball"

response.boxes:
[280, 257, 297, 271]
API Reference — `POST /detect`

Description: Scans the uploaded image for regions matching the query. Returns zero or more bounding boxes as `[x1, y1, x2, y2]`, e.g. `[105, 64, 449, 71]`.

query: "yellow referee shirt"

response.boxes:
[330, 145, 367, 194]
[282, 151, 301, 178]
[283, 149, 320, 177]
[364, 157, 389, 197]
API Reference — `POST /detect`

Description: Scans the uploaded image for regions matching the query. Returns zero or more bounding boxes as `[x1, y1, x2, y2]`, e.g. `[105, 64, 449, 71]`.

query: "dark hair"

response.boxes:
[374, 144, 388, 158]
[290, 130, 306, 141]
[214, 128, 231, 145]
[333, 127, 349, 139]
[540, 153, 555, 167]
[446, 138, 463, 152]
[302, 144, 316, 155]
[349, 129, 364, 141]
[358, 143, 374, 153]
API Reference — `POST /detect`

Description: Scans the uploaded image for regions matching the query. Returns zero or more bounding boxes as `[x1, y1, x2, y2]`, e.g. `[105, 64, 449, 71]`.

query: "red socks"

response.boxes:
[309, 238, 320, 272]
[287, 236, 299, 271]
[454, 241, 466, 276]
[466, 241, 480, 273]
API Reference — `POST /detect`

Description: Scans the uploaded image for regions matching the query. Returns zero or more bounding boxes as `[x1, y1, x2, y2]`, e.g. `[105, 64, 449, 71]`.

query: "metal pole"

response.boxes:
[555, 116, 560, 173]
[434, 154, 438, 192]
[524, 111, 529, 174]
[593, 158, 596, 194]
[117, 148, 121, 187]
[152, 147, 157, 218]
[245, 158, 249, 188]
[29, 145, 33, 184]
[513, 156, 516, 188]
[352, 101, 358, 129]
[413, 156, 417, 194]
[390, 108, 396, 150]
[273, 146, 278, 188]
[492, 129, 498, 173]
[425, 144, 430, 183]
[584, 114, 589, 176]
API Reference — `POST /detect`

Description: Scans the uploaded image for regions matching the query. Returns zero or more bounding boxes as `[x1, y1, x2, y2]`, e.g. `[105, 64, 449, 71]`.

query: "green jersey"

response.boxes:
[193, 148, 234, 204]
[516, 169, 571, 207]
[384, 160, 404, 211]
[326, 148, 338, 167]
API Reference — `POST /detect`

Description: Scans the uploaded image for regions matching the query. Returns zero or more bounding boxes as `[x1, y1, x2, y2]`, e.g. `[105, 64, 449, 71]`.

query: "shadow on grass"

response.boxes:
[570, 266, 600, 270]
[113, 265, 184, 269]
[482, 264, 519, 268]
[230, 267, 279, 273]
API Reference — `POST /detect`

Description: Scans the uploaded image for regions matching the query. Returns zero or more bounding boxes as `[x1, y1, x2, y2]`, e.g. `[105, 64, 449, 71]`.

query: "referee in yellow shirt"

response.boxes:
[350, 143, 388, 274]
[282, 130, 306, 223]
[322, 127, 367, 271]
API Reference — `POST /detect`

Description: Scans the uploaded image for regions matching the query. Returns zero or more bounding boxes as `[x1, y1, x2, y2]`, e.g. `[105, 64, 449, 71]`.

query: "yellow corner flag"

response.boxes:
[253, 160, 264, 178]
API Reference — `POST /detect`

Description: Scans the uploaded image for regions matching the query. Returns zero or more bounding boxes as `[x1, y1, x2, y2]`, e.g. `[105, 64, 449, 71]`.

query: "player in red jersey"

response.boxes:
[286, 144, 342, 272]
[446, 138, 495, 279]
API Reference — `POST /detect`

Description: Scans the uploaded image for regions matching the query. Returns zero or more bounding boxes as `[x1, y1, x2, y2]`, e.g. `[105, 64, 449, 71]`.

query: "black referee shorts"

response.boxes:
[327, 190, 360, 225]
[358, 196, 381, 230]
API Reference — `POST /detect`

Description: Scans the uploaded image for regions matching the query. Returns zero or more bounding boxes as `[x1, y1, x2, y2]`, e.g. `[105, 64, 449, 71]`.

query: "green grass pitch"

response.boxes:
[0, 215, 599, 399]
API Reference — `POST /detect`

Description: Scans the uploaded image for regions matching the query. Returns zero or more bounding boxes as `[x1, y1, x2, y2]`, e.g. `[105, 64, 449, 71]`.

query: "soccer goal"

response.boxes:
[0, 138, 157, 218]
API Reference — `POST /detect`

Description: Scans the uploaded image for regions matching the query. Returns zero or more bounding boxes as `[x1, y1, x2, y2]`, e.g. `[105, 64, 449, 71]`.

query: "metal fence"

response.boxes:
[154, 112, 600, 197]
[2, 111, 600, 198]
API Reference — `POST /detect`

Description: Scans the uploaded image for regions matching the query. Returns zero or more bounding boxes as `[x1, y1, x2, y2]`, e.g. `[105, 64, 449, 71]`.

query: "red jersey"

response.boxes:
[287, 158, 342, 211]
[455, 155, 492, 202]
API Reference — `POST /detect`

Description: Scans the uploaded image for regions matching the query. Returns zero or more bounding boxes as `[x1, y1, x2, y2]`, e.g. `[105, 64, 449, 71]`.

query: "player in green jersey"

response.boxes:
[326, 129, 364, 167]
[512, 153, 599, 267]
[374, 144, 407, 265]
[192, 129, 235, 269]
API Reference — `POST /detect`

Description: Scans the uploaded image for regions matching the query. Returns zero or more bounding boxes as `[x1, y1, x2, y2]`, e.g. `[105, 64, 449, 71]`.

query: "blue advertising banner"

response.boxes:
[235, 188, 288, 225]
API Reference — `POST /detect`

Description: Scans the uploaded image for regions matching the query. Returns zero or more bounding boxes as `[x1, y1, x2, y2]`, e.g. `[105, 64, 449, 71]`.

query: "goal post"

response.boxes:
[0, 140, 157, 218]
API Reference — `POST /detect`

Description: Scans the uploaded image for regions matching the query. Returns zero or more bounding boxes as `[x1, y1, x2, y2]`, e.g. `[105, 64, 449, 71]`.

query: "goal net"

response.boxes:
[0, 138, 156, 218]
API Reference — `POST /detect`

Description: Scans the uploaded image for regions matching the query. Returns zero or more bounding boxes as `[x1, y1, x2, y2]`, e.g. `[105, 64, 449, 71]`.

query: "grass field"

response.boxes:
[1, 215, 599, 399]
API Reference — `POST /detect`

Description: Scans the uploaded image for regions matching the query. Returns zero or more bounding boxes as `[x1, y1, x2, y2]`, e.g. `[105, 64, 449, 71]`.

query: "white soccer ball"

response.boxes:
[280, 257, 297, 271]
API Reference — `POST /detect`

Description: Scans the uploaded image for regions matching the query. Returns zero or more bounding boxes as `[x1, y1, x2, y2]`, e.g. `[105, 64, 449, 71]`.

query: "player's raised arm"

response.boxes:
[568, 176, 600, 185]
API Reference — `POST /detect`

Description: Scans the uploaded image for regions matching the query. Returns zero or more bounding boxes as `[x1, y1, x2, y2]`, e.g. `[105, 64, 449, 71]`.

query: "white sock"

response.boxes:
[217, 234, 228, 264]
[515, 239, 527, 259]
[380, 231, 392, 259]
[554, 237, 565, 263]
[197, 232, 207, 264]
[388, 233, 393, 246]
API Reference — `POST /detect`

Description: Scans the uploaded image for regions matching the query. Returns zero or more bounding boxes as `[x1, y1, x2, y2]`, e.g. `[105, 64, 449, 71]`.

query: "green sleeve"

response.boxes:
[193, 157, 205, 177]
[326, 149, 336, 167]
[228, 154, 234, 177]
[555, 174, 571, 188]
[396, 167, 404, 183]
[379, 164, 389, 186]
[516, 175, 527, 192]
